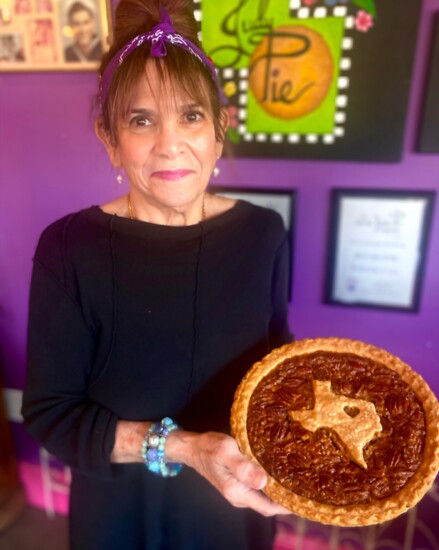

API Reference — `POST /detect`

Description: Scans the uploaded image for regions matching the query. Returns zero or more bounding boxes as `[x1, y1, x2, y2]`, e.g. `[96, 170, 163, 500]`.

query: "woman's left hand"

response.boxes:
[167, 430, 291, 517]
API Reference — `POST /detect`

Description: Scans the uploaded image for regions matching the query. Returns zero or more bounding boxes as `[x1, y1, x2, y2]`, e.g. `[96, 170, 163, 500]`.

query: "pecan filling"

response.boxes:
[247, 352, 426, 506]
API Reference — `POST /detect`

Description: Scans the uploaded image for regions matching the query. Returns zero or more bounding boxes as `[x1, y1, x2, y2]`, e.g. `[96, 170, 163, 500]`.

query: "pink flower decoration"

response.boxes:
[227, 105, 238, 129]
[355, 10, 374, 32]
[303, 0, 318, 5]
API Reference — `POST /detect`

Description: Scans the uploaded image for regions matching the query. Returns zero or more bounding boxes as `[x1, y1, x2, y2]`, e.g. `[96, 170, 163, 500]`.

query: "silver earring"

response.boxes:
[116, 174, 123, 185]
[213, 166, 220, 177]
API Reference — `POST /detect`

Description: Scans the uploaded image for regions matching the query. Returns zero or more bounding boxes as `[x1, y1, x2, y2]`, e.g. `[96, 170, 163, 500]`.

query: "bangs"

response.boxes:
[104, 44, 222, 144]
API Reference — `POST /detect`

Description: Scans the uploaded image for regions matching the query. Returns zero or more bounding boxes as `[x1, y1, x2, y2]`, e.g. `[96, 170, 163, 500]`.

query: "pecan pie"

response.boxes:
[231, 338, 439, 526]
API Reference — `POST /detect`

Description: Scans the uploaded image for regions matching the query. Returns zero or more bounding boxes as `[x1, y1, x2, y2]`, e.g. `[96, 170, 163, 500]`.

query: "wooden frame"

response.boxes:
[212, 186, 296, 301]
[325, 189, 435, 311]
[0, 0, 110, 71]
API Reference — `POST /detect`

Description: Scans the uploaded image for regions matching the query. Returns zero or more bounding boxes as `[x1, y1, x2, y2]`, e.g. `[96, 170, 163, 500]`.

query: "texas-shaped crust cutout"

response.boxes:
[289, 380, 382, 469]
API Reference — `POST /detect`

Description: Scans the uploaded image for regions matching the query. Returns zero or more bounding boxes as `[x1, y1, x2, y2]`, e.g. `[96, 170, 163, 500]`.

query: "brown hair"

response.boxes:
[98, 0, 227, 145]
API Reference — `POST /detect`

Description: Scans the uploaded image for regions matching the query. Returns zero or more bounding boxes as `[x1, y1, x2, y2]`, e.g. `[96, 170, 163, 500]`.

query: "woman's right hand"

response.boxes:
[167, 430, 291, 517]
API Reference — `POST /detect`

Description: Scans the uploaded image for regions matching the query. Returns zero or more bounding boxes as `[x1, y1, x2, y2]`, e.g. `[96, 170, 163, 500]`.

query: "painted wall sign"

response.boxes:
[197, 0, 421, 162]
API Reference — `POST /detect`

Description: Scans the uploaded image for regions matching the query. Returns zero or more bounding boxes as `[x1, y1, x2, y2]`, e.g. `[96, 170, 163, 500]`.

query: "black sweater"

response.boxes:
[22, 201, 292, 549]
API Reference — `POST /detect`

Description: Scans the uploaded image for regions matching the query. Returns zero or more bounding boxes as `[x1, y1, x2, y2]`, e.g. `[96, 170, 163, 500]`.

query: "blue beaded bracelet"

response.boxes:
[141, 417, 183, 477]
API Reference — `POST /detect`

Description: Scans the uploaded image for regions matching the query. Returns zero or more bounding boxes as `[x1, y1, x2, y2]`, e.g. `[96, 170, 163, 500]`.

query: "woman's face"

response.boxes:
[107, 62, 224, 213]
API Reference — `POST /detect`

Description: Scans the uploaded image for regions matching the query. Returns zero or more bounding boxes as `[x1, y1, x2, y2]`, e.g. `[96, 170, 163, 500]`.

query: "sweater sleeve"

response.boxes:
[22, 228, 119, 477]
[269, 233, 294, 349]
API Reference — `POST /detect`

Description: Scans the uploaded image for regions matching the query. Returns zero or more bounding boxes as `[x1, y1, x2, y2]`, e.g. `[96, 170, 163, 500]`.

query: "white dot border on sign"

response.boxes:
[289, 0, 301, 9]
[297, 7, 310, 19]
[314, 7, 327, 19]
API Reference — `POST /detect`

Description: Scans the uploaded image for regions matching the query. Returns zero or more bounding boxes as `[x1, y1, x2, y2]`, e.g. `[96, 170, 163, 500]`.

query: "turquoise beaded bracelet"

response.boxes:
[141, 417, 183, 477]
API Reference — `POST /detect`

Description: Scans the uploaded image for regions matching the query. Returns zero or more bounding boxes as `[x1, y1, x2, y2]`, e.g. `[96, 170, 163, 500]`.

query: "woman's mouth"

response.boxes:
[151, 170, 195, 181]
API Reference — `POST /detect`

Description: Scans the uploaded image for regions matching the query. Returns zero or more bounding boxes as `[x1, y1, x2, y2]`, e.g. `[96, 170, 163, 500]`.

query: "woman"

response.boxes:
[22, 0, 292, 548]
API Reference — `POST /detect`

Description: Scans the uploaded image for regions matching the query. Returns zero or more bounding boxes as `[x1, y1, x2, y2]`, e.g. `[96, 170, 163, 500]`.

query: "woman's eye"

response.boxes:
[129, 116, 151, 127]
[184, 110, 203, 122]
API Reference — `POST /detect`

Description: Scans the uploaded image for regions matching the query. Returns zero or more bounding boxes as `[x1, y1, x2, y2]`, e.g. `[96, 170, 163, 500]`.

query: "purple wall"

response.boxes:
[1, 1, 438, 464]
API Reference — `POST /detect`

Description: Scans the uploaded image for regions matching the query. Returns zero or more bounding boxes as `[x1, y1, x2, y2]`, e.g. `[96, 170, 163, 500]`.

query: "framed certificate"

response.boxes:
[325, 189, 435, 311]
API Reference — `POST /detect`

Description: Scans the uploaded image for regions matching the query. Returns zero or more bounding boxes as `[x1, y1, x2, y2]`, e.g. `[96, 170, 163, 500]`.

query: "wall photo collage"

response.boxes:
[0, 0, 108, 69]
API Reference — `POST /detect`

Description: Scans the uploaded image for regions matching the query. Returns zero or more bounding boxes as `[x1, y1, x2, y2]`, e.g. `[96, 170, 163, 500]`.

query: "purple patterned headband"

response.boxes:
[99, 6, 226, 110]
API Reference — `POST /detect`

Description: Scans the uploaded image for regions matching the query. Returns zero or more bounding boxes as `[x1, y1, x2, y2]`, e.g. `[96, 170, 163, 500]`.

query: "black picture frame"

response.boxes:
[211, 186, 296, 301]
[418, 13, 439, 153]
[325, 189, 435, 312]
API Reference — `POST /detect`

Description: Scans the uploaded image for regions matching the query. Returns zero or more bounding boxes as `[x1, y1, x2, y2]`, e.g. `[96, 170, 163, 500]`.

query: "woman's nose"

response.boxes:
[153, 123, 183, 158]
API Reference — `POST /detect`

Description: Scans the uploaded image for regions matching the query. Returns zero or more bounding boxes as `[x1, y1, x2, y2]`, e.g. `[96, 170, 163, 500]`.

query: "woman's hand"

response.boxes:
[111, 422, 291, 516]
[167, 430, 291, 517]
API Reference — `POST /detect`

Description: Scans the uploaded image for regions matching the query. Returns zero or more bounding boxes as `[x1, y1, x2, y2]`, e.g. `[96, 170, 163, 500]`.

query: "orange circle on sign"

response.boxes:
[249, 25, 334, 120]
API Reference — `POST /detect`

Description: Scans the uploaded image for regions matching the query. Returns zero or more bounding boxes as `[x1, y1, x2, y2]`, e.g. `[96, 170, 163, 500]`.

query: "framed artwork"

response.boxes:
[197, 0, 421, 162]
[0, 0, 109, 70]
[212, 186, 296, 300]
[325, 189, 435, 312]
[418, 13, 439, 153]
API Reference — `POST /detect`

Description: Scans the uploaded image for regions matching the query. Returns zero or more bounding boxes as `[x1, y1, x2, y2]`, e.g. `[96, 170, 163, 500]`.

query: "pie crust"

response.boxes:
[231, 338, 439, 526]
